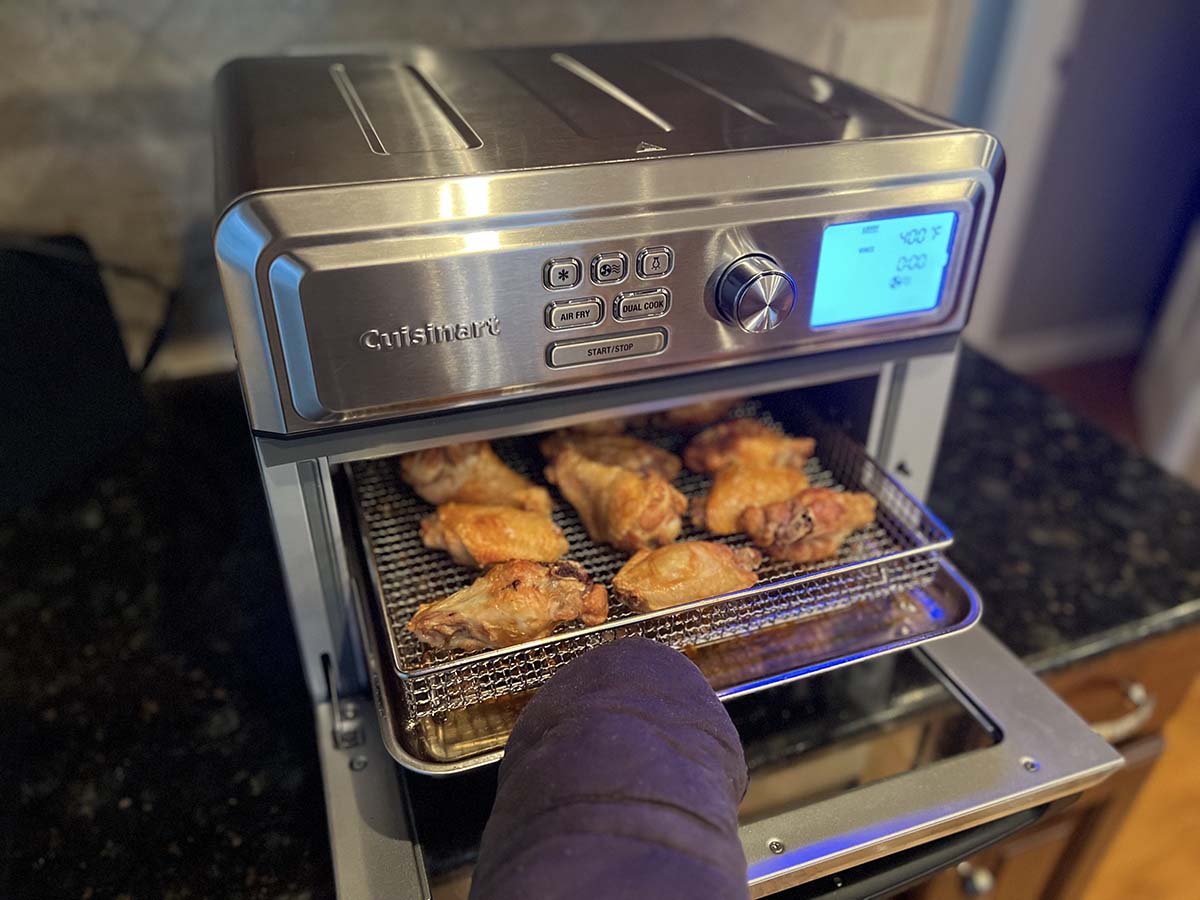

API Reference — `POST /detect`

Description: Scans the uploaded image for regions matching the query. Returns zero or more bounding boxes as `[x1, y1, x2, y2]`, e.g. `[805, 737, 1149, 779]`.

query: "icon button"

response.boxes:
[544, 258, 582, 290]
[637, 246, 673, 279]
[591, 251, 628, 285]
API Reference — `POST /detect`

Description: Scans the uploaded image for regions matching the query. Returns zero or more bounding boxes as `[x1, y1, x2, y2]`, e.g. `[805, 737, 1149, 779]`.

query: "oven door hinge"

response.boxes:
[322, 652, 365, 749]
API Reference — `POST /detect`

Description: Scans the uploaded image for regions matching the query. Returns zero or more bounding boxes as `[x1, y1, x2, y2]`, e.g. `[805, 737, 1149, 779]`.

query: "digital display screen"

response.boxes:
[809, 211, 958, 327]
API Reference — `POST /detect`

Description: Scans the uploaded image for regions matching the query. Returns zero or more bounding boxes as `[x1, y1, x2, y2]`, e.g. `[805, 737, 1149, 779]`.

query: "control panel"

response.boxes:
[535, 208, 964, 372]
[266, 193, 980, 426]
[542, 243, 677, 367]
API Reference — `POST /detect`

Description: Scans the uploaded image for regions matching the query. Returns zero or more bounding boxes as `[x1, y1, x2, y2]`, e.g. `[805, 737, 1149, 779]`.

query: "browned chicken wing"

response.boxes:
[419, 503, 569, 567]
[545, 447, 686, 551]
[739, 487, 878, 563]
[648, 397, 741, 431]
[691, 465, 811, 535]
[399, 441, 552, 514]
[612, 541, 762, 612]
[683, 420, 816, 474]
[406, 559, 608, 652]
[539, 431, 682, 480]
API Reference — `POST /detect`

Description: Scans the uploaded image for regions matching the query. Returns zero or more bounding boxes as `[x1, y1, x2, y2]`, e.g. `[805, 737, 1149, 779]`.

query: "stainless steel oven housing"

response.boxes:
[212, 39, 1121, 898]
[213, 39, 1001, 436]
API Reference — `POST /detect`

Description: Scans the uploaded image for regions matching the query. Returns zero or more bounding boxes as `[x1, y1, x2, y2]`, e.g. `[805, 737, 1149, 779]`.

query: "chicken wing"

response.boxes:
[399, 441, 552, 514]
[406, 559, 608, 652]
[739, 487, 878, 563]
[539, 431, 682, 480]
[613, 541, 762, 612]
[691, 465, 811, 535]
[545, 447, 686, 551]
[683, 420, 816, 474]
[649, 397, 741, 432]
[419, 503, 569, 567]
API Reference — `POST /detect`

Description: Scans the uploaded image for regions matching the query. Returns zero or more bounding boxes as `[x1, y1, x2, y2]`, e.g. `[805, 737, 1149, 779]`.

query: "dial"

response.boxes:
[715, 254, 797, 333]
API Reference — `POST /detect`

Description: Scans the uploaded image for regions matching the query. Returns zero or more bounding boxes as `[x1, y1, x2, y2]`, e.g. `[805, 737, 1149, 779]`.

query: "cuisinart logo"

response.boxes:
[358, 317, 500, 351]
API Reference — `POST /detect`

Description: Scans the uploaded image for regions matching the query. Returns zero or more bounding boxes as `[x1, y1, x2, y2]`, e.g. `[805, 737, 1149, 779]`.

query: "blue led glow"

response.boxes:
[810, 211, 958, 327]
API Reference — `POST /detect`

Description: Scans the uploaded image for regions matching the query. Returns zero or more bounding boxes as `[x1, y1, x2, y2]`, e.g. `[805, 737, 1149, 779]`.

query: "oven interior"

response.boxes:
[331, 377, 981, 773]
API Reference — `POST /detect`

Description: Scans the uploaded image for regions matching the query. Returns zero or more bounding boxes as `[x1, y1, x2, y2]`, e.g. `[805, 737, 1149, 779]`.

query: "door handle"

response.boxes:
[957, 860, 995, 896]
[1089, 680, 1156, 745]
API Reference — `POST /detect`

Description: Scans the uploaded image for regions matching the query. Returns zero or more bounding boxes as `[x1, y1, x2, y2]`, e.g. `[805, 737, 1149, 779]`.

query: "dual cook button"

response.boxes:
[614, 287, 670, 321]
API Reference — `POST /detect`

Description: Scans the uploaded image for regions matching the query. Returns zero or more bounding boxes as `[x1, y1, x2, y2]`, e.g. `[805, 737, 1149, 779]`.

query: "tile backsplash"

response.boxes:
[0, 0, 958, 374]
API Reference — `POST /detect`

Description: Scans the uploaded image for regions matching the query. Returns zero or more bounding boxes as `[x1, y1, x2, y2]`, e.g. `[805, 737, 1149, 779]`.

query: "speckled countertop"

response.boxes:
[4, 347, 1199, 899]
[929, 350, 1200, 671]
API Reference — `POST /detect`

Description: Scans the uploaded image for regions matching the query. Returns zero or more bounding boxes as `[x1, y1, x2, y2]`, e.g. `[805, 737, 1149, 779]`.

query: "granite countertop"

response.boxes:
[930, 350, 1200, 671]
[4, 347, 1200, 898]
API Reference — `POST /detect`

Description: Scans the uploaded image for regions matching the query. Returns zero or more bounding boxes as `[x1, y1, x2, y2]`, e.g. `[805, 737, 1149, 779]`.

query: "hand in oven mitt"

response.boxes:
[470, 637, 750, 900]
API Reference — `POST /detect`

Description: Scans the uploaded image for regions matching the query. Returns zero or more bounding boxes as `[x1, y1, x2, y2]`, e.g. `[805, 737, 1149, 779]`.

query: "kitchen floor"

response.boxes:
[1026, 354, 1200, 900]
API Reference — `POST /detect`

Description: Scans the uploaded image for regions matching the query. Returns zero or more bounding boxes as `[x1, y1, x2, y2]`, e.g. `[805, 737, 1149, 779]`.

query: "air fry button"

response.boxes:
[545, 298, 603, 330]
[614, 288, 671, 321]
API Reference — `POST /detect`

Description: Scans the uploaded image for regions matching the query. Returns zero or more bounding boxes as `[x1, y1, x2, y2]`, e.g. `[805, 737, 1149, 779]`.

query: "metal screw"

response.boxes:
[1021, 756, 1041, 772]
[341, 702, 359, 720]
[350, 755, 368, 771]
[767, 839, 785, 855]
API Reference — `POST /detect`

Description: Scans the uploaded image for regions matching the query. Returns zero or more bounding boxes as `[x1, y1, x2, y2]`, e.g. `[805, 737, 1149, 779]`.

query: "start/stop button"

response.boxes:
[546, 329, 667, 367]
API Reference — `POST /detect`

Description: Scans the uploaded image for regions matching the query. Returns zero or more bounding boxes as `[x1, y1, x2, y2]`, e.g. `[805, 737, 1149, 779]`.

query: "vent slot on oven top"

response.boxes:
[346, 401, 968, 766]
[329, 59, 482, 155]
[490, 42, 846, 143]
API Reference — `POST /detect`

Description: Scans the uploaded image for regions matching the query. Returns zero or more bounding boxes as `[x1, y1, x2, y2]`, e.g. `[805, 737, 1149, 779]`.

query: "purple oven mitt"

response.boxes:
[470, 637, 750, 900]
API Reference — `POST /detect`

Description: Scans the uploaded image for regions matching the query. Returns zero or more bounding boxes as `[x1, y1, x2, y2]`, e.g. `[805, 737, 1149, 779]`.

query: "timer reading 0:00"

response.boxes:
[896, 253, 928, 272]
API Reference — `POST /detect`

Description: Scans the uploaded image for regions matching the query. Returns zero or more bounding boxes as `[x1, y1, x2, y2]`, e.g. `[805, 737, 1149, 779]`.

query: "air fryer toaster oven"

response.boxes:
[213, 39, 1121, 898]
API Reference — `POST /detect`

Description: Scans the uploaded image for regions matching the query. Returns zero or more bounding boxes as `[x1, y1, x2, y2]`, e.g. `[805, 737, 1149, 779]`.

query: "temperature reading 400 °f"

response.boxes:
[898, 224, 944, 246]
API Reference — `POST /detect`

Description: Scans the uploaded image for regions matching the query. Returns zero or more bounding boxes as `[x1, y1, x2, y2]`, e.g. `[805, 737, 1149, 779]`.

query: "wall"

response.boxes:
[966, 0, 1200, 372]
[0, 0, 963, 375]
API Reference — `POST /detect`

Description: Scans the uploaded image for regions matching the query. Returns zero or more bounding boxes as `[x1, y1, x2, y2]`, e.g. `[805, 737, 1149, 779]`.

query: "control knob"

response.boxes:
[714, 254, 797, 333]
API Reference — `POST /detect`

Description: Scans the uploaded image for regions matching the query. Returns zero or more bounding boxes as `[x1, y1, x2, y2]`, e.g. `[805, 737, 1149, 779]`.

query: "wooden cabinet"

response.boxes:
[907, 623, 1200, 900]
[915, 735, 1162, 900]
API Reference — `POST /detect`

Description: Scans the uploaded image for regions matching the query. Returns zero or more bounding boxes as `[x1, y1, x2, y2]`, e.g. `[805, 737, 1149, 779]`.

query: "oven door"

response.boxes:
[313, 619, 1120, 899]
